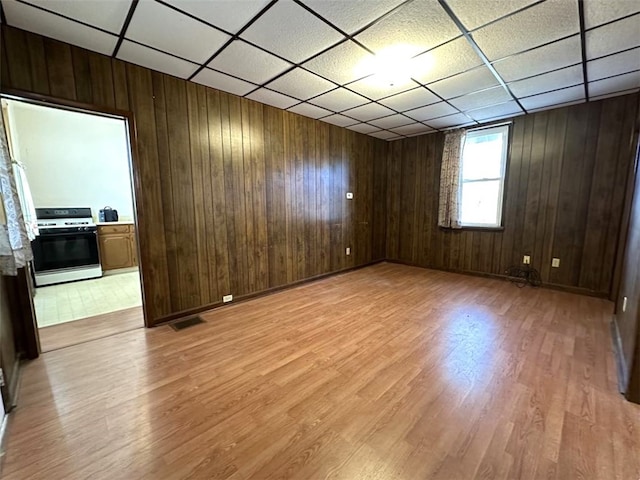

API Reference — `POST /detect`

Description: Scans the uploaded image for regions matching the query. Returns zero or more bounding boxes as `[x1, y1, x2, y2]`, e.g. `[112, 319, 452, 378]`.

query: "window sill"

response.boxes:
[439, 226, 505, 232]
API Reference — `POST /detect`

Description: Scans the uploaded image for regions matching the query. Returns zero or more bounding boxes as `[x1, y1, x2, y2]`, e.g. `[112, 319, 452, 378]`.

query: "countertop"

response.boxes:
[96, 221, 135, 225]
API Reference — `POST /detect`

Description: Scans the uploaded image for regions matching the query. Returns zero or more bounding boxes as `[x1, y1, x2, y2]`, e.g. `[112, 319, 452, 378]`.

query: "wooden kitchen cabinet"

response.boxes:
[98, 223, 138, 271]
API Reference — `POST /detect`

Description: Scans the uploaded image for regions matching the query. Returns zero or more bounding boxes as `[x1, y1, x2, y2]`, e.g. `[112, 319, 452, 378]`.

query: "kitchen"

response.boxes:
[2, 97, 143, 351]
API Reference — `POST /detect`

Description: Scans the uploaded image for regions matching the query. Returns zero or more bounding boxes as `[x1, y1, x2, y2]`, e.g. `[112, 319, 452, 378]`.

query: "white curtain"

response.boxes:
[12, 161, 38, 240]
[438, 129, 466, 229]
[0, 107, 32, 275]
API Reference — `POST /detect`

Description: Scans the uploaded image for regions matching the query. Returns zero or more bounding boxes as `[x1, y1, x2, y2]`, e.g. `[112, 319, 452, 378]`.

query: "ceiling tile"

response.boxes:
[302, 40, 375, 85]
[341, 102, 395, 121]
[370, 130, 402, 140]
[369, 114, 414, 129]
[207, 40, 291, 85]
[589, 71, 640, 97]
[126, 0, 230, 63]
[321, 114, 359, 127]
[472, 0, 579, 61]
[246, 89, 299, 109]
[355, 0, 460, 55]
[287, 102, 333, 119]
[346, 123, 382, 134]
[192, 68, 257, 96]
[3, 1, 118, 55]
[164, 0, 270, 34]
[584, 1, 640, 29]
[302, 0, 405, 35]
[117, 40, 198, 78]
[508, 65, 584, 98]
[446, 0, 538, 31]
[449, 86, 512, 111]
[20, 0, 131, 33]
[309, 88, 369, 111]
[241, 1, 344, 64]
[427, 113, 476, 129]
[587, 48, 640, 81]
[345, 76, 416, 100]
[378, 87, 440, 111]
[465, 101, 522, 121]
[405, 102, 459, 121]
[586, 16, 640, 60]
[492, 35, 581, 82]
[428, 66, 499, 100]
[390, 123, 434, 136]
[413, 37, 484, 84]
[519, 85, 585, 110]
[267, 68, 336, 101]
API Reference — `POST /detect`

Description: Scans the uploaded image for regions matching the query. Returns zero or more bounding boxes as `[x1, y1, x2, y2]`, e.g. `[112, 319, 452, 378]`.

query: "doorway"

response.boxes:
[1, 97, 144, 352]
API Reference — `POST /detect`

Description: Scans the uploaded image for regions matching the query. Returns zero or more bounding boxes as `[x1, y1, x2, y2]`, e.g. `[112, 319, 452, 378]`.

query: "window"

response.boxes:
[459, 125, 509, 228]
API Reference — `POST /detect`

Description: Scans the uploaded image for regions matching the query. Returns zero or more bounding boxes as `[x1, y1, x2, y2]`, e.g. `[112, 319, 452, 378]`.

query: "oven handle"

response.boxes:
[36, 231, 97, 237]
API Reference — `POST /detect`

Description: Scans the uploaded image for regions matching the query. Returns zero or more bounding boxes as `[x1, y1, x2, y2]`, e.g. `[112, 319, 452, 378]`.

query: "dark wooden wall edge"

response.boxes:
[610, 315, 629, 393]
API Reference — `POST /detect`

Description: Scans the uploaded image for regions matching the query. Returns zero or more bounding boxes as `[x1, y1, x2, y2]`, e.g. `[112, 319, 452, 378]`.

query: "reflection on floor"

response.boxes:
[38, 306, 143, 352]
[34, 270, 142, 327]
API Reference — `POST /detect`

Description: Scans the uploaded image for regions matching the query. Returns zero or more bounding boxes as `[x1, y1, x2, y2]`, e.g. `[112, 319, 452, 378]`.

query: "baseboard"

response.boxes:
[610, 315, 629, 393]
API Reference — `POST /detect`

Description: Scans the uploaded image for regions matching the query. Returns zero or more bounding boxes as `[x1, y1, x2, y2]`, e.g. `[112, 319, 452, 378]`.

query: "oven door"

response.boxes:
[32, 231, 100, 273]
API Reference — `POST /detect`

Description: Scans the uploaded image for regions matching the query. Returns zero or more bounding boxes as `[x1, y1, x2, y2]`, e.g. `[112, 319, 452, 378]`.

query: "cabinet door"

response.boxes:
[130, 234, 138, 267]
[99, 234, 133, 270]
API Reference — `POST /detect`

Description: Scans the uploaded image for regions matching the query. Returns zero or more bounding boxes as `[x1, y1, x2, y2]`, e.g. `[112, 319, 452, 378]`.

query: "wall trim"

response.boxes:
[610, 315, 629, 393]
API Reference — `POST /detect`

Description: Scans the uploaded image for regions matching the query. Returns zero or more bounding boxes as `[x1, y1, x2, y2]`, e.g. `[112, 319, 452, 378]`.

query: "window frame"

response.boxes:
[458, 124, 510, 229]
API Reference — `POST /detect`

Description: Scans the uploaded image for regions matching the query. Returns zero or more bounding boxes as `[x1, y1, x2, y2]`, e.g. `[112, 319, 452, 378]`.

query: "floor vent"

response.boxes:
[170, 316, 206, 331]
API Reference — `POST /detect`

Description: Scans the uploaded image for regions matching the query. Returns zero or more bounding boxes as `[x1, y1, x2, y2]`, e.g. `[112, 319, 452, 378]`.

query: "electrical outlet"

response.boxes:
[622, 296, 628, 312]
[346, 247, 351, 256]
[523, 255, 530, 265]
[222, 294, 233, 303]
[551, 258, 560, 268]
[346, 192, 354, 199]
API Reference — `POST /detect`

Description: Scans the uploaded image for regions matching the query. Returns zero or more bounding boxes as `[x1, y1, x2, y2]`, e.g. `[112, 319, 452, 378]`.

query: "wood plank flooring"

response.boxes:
[2, 263, 638, 479]
[38, 306, 143, 352]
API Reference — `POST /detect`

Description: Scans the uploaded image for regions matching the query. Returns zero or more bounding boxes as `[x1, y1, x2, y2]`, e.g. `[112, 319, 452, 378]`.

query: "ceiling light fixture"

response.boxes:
[355, 45, 433, 88]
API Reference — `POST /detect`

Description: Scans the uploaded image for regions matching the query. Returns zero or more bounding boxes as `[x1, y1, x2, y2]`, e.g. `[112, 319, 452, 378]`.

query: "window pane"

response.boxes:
[460, 180, 501, 226]
[461, 132, 504, 180]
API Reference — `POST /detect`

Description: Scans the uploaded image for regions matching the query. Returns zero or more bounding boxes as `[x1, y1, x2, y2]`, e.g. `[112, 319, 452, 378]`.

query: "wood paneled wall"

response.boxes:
[386, 94, 640, 297]
[1, 26, 387, 325]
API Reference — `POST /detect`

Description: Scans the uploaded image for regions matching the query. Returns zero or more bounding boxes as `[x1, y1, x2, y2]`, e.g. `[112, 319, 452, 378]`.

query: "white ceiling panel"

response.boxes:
[472, 0, 580, 61]
[247, 88, 299, 109]
[446, 0, 538, 31]
[413, 37, 484, 85]
[589, 71, 640, 97]
[586, 15, 640, 60]
[355, 0, 461, 55]
[341, 102, 395, 121]
[369, 114, 415, 129]
[310, 88, 369, 111]
[302, 40, 375, 86]
[465, 101, 522, 121]
[378, 87, 440, 111]
[587, 48, 640, 81]
[370, 130, 402, 140]
[321, 114, 359, 127]
[346, 123, 383, 134]
[492, 35, 582, 82]
[287, 102, 333, 119]
[428, 66, 499, 100]
[405, 102, 459, 121]
[584, 1, 640, 29]
[267, 68, 335, 100]
[519, 85, 585, 110]
[118, 40, 198, 78]
[390, 123, 434, 136]
[20, 0, 131, 33]
[164, 0, 270, 34]
[345, 76, 416, 100]
[3, 1, 118, 55]
[508, 65, 583, 98]
[192, 68, 257, 96]
[207, 40, 291, 85]
[126, 0, 230, 63]
[449, 86, 512, 111]
[427, 113, 476, 129]
[240, 1, 344, 63]
[303, 0, 404, 35]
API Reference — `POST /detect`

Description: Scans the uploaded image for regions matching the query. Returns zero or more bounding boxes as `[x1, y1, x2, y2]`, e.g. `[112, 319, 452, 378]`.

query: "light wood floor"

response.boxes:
[2, 263, 639, 479]
[38, 306, 143, 352]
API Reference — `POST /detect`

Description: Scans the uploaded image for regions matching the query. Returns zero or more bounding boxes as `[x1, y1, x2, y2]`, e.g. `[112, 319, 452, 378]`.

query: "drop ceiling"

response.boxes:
[2, 0, 639, 141]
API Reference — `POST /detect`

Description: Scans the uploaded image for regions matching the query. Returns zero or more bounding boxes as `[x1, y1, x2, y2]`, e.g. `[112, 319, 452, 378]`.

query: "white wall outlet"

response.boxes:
[346, 192, 353, 199]
[222, 294, 233, 303]
[523, 255, 530, 265]
[622, 296, 628, 313]
[346, 247, 351, 255]
[551, 258, 560, 268]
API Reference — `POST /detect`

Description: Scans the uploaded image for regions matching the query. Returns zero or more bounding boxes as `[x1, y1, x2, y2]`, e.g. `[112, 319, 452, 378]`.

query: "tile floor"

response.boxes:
[34, 270, 142, 327]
